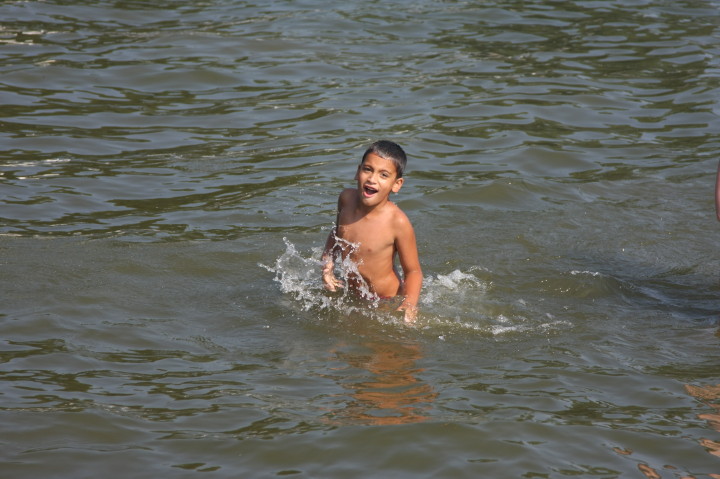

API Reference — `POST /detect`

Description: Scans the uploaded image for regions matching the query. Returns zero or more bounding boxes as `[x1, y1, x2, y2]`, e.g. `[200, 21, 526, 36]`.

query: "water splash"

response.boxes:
[260, 237, 382, 320]
[262, 238, 570, 336]
[422, 268, 490, 306]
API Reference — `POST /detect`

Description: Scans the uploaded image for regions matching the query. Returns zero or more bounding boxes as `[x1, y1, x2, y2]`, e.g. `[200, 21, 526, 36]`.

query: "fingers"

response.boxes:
[322, 272, 344, 292]
[323, 276, 337, 292]
[403, 309, 417, 324]
[398, 302, 418, 324]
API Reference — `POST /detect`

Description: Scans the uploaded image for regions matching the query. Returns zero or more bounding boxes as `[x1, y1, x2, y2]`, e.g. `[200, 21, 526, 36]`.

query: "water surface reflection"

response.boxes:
[686, 384, 720, 461]
[323, 340, 436, 426]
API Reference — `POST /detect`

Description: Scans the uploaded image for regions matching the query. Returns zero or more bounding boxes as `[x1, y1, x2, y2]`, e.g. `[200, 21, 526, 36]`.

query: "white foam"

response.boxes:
[570, 270, 603, 277]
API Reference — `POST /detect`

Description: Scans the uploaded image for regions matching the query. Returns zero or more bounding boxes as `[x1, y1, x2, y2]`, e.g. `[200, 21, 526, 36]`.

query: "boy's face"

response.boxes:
[355, 152, 404, 206]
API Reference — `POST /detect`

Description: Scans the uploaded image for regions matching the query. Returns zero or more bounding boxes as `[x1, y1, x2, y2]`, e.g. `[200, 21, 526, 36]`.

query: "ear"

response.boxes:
[354, 165, 360, 181]
[391, 177, 404, 193]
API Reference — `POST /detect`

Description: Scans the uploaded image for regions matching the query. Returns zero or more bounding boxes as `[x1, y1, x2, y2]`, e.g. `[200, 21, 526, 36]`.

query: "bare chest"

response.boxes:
[336, 216, 396, 257]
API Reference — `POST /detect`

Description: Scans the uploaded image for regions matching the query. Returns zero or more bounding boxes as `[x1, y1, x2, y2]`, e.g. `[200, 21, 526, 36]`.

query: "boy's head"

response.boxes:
[361, 140, 407, 179]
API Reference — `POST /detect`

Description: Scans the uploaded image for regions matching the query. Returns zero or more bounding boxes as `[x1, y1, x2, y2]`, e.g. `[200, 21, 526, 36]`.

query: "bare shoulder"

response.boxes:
[338, 188, 357, 202]
[337, 188, 358, 210]
[388, 202, 414, 232]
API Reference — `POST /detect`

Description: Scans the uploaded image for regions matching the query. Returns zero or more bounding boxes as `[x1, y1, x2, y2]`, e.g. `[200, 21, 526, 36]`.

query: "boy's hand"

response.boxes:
[322, 261, 344, 292]
[398, 301, 418, 324]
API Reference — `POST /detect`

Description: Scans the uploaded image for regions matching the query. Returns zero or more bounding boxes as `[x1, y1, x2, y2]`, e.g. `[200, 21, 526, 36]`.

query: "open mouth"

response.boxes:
[363, 185, 378, 197]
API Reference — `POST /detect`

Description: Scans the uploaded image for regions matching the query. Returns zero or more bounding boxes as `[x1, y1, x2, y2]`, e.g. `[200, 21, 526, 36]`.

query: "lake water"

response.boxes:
[2, 0, 720, 477]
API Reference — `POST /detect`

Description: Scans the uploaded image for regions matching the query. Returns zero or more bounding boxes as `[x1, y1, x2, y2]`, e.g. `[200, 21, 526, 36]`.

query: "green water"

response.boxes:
[1, 0, 720, 477]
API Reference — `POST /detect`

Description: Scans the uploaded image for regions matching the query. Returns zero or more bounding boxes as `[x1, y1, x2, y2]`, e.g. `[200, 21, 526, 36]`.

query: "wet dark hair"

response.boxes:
[362, 140, 407, 178]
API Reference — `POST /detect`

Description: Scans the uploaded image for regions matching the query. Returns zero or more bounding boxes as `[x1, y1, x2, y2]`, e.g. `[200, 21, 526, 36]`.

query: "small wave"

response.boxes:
[2, 157, 72, 169]
[570, 270, 603, 277]
[421, 268, 490, 306]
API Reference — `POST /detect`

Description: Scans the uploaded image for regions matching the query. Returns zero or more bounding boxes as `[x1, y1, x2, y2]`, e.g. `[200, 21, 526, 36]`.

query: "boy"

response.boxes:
[321, 140, 422, 323]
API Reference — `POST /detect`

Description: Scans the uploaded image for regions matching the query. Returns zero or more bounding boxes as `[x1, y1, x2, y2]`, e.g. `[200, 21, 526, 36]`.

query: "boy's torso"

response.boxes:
[335, 188, 402, 297]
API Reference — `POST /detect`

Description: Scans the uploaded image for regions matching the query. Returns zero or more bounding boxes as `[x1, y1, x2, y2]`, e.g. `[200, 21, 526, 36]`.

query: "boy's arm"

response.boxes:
[395, 214, 422, 323]
[321, 193, 345, 291]
[321, 227, 343, 291]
